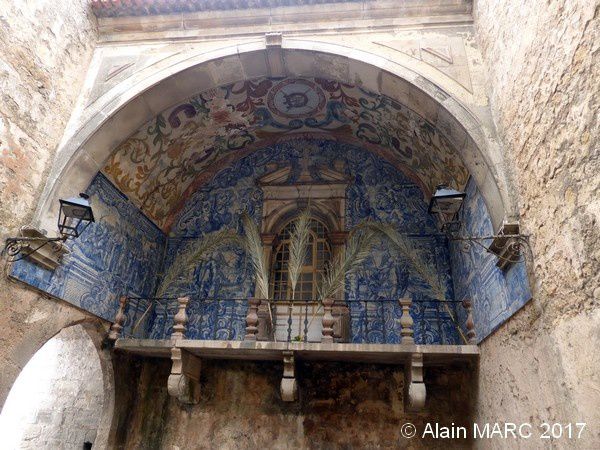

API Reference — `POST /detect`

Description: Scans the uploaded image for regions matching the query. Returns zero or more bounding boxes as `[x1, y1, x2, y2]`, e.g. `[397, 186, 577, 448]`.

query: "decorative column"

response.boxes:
[399, 297, 414, 344]
[171, 296, 189, 340]
[108, 296, 127, 341]
[245, 297, 261, 341]
[321, 297, 335, 343]
[462, 299, 477, 344]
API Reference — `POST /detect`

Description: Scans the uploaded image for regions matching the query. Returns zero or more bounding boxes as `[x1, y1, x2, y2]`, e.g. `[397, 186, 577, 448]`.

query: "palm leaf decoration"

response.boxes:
[287, 207, 312, 301]
[240, 212, 270, 300]
[156, 228, 242, 298]
[318, 225, 380, 301]
[354, 222, 446, 298]
[354, 221, 467, 343]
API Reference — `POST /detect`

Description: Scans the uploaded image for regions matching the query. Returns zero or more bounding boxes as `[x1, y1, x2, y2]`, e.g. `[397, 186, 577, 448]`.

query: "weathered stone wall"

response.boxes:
[0, 0, 100, 408]
[0, 325, 105, 449]
[116, 358, 474, 449]
[473, 0, 600, 447]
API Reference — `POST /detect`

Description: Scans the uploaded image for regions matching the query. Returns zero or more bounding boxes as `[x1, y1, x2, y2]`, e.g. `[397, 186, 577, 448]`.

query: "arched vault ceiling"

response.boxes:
[102, 77, 469, 232]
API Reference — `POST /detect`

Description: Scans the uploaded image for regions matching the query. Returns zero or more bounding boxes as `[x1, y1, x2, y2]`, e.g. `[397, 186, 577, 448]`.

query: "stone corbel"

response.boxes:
[168, 347, 201, 404]
[404, 353, 426, 412]
[16, 226, 70, 270]
[280, 351, 298, 402]
[488, 222, 522, 270]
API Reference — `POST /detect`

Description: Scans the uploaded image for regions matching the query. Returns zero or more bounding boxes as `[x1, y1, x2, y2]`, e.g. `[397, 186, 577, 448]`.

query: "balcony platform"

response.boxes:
[114, 338, 478, 408]
[114, 338, 479, 365]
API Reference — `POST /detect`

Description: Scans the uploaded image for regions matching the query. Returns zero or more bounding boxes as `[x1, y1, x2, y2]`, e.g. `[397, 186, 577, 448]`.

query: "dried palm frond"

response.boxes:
[353, 221, 467, 343]
[353, 222, 446, 299]
[318, 227, 380, 301]
[288, 207, 312, 301]
[156, 228, 243, 298]
[240, 212, 270, 300]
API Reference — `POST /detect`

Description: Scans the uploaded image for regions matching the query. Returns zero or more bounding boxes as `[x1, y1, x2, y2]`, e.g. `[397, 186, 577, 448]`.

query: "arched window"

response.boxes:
[271, 218, 332, 301]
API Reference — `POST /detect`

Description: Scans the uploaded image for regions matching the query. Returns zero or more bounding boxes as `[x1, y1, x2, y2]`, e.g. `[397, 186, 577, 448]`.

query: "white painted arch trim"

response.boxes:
[35, 39, 515, 233]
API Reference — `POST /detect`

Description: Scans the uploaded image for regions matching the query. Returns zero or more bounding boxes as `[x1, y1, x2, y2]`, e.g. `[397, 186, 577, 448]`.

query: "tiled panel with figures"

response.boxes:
[450, 178, 532, 342]
[10, 173, 166, 322]
[149, 139, 460, 344]
[10, 139, 529, 344]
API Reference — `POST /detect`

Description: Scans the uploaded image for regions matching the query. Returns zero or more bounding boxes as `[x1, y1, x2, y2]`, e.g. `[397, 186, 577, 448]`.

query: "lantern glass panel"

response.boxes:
[58, 197, 94, 238]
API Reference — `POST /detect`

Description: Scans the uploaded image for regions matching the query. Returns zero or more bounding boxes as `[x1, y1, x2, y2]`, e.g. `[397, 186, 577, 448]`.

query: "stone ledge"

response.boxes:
[114, 338, 479, 364]
[95, 0, 473, 41]
[92, 0, 363, 18]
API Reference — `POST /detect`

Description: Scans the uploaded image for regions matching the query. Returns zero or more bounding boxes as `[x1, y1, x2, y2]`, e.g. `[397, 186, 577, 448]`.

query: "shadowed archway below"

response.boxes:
[0, 322, 116, 449]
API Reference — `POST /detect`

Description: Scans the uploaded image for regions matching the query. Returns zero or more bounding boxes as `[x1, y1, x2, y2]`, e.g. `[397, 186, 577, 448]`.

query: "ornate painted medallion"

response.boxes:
[267, 79, 326, 118]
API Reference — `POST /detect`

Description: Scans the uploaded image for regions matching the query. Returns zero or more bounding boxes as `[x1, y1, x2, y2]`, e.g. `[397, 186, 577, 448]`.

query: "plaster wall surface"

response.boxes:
[473, 0, 600, 447]
[0, 325, 105, 449]
[117, 358, 474, 449]
[0, 0, 101, 408]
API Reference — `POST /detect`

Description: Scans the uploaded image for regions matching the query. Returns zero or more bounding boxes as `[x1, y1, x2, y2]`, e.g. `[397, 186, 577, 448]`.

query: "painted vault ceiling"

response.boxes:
[102, 77, 469, 232]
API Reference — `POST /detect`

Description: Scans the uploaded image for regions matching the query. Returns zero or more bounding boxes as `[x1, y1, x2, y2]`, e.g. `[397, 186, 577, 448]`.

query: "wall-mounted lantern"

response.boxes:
[3, 193, 95, 268]
[57, 194, 95, 238]
[427, 184, 466, 232]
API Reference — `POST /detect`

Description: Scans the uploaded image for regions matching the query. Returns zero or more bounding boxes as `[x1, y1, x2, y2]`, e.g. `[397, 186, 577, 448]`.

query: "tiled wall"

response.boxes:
[450, 178, 532, 342]
[150, 139, 459, 343]
[10, 173, 165, 322]
[10, 141, 530, 343]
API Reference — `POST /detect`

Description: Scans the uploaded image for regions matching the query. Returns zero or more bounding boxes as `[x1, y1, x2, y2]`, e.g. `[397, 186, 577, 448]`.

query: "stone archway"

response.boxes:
[33, 41, 513, 235]
[0, 321, 116, 449]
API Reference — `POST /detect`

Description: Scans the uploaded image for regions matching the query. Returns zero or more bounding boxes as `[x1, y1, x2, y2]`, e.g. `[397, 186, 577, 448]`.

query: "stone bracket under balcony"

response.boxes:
[114, 339, 479, 412]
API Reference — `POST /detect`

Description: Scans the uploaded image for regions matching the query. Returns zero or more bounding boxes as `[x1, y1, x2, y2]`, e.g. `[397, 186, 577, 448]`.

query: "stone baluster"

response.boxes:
[108, 296, 127, 341]
[321, 297, 335, 343]
[462, 299, 477, 344]
[245, 297, 261, 341]
[171, 296, 190, 340]
[399, 297, 414, 344]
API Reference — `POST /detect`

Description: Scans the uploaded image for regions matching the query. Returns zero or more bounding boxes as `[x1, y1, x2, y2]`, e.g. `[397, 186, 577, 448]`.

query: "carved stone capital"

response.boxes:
[260, 233, 277, 246]
[328, 231, 349, 246]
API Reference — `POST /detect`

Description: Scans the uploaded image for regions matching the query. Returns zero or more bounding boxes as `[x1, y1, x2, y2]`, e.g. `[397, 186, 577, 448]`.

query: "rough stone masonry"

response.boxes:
[0, 0, 598, 449]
